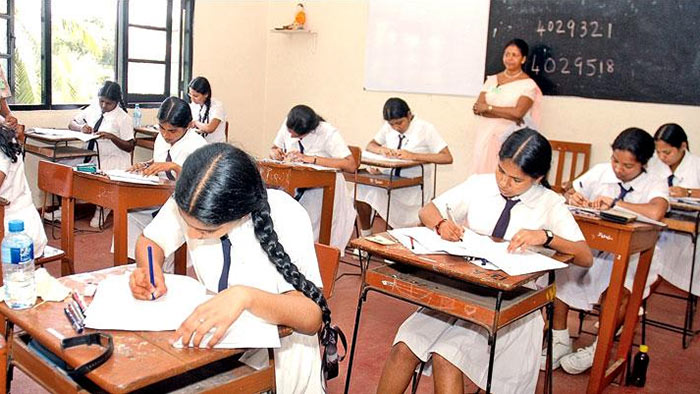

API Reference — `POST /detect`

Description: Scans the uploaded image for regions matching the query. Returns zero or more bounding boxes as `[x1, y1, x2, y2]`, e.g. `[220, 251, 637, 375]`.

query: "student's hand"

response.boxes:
[437, 220, 464, 242]
[473, 102, 489, 115]
[566, 191, 589, 207]
[174, 286, 252, 348]
[669, 186, 687, 198]
[270, 147, 285, 161]
[367, 166, 382, 175]
[376, 146, 393, 157]
[3, 114, 17, 129]
[590, 196, 614, 210]
[394, 149, 416, 161]
[507, 229, 547, 253]
[81, 124, 94, 134]
[188, 120, 197, 130]
[128, 160, 153, 173]
[129, 266, 167, 300]
[142, 162, 179, 177]
[95, 131, 114, 141]
[285, 151, 311, 163]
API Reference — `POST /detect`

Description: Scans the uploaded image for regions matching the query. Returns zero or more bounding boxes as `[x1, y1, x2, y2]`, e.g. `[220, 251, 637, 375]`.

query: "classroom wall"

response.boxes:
[194, 0, 699, 194]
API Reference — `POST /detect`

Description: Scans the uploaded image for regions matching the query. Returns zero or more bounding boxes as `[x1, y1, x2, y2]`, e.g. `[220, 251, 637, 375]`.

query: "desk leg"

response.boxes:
[61, 197, 75, 276]
[684, 228, 698, 348]
[344, 286, 369, 394]
[318, 183, 335, 245]
[486, 290, 503, 394]
[385, 189, 392, 232]
[545, 271, 555, 394]
[4, 320, 14, 393]
[587, 241, 632, 394]
[113, 207, 128, 266]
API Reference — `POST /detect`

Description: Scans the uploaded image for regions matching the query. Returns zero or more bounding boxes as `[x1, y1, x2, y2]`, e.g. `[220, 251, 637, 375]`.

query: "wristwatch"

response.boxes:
[543, 229, 554, 247]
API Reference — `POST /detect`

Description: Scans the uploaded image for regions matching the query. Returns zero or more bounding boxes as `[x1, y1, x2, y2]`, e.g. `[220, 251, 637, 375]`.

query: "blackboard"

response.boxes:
[485, 0, 700, 106]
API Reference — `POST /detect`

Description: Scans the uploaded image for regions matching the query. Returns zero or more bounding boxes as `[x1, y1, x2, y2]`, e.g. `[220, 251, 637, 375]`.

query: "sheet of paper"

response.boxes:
[672, 197, 700, 206]
[83, 274, 281, 349]
[361, 150, 413, 164]
[566, 205, 666, 227]
[259, 158, 335, 172]
[104, 169, 161, 185]
[389, 227, 567, 276]
[29, 128, 100, 142]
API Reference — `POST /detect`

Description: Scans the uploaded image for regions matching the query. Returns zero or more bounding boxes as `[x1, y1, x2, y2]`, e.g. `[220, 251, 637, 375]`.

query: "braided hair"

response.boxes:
[189, 76, 212, 123]
[174, 143, 340, 380]
[98, 81, 127, 112]
[0, 124, 21, 163]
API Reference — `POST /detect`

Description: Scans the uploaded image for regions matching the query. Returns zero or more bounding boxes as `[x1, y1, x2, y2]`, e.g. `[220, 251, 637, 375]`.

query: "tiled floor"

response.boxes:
[11, 213, 700, 393]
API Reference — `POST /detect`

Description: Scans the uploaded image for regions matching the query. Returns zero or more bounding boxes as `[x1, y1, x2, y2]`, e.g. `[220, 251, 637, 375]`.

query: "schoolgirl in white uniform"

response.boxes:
[356, 98, 453, 232]
[188, 76, 227, 143]
[0, 125, 47, 256]
[126, 97, 206, 269]
[130, 143, 343, 393]
[270, 105, 357, 253]
[376, 129, 592, 394]
[647, 124, 700, 295]
[67, 81, 134, 228]
[551, 127, 668, 375]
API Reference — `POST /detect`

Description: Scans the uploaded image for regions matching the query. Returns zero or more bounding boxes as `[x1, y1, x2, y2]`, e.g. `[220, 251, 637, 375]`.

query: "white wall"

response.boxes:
[17, 0, 700, 205]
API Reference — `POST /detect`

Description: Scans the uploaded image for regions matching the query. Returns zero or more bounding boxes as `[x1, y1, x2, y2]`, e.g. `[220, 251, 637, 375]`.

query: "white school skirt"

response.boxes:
[394, 308, 544, 394]
[556, 250, 660, 310]
[298, 174, 356, 254]
[116, 207, 176, 273]
[657, 231, 700, 296]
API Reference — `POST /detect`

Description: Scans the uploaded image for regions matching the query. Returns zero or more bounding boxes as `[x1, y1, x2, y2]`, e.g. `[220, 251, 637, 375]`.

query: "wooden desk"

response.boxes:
[646, 201, 700, 348]
[258, 160, 336, 245]
[345, 156, 426, 231]
[573, 214, 661, 394]
[344, 235, 571, 394]
[0, 266, 280, 393]
[22, 130, 100, 165]
[134, 126, 158, 150]
[40, 162, 181, 274]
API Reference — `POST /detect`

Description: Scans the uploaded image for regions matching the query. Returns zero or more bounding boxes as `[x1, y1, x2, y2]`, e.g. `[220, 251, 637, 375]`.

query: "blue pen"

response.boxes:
[147, 245, 156, 300]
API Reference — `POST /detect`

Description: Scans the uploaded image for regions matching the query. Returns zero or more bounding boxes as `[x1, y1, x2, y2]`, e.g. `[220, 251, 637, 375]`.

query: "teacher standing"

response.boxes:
[471, 38, 541, 174]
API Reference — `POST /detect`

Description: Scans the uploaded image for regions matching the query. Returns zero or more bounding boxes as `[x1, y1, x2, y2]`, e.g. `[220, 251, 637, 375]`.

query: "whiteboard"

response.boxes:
[364, 0, 491, 97]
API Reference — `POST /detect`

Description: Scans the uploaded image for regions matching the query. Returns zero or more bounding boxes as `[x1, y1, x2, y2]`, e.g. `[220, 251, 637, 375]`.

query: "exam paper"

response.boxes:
[389, 227, 567, 276]
[104, 169, 161, 185]
[361, 150, 414, 164]
[28, 128, 100, 142]
[84, 274, 281, 349]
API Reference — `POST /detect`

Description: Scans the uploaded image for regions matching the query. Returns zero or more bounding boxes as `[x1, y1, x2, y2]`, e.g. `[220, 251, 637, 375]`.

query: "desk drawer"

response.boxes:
[365, 263, 554, 332]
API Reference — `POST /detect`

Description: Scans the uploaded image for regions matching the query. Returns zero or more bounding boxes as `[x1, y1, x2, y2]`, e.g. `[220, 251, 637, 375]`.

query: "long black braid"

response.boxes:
[0, 124, 22, 163]
[189, 76, 212, 123]
[174, 143, 342, 382]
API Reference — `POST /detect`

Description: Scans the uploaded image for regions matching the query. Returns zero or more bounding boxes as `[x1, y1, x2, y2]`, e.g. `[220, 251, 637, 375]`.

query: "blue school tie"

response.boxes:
[165, 150, 176, 181]
[218, 234, 232, 292]
[491, 197, 519, 239]
[667, 174, 675, 187]
[617, 183, 634, 201]
[294, 140, 308, 200]
[298, 140, 305, 154]
[393, 134, 406, 177]
[83, 114, 103, 163]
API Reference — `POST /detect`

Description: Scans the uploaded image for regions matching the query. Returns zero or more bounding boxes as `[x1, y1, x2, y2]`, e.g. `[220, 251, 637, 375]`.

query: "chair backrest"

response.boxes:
[348, 145, 361, 171]
[315, 243, 340, 299]
[549, 140, 591, 193]
[38, 161, 74, 198]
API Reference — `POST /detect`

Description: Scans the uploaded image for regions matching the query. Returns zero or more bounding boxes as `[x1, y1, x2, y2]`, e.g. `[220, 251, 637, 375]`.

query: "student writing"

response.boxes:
[188, 76, 228, 143]
[129, 143, 341, 392]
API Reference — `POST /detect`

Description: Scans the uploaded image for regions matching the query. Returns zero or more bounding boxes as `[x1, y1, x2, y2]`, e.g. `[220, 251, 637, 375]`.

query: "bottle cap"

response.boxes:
[639, 344, 648, 352]
[8, 220, 24, 233]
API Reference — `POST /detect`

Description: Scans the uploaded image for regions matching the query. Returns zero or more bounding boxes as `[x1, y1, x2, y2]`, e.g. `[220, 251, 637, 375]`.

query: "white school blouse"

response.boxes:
[395, 174, 584, 394]
[273, 120, 356, 253]
[0, 152, 47, 256]
[557, 162, 669, 309]
[648, 152, 700, 295]
[189, 98, 227, 143]
[143, 189, 323, 393]
[355, 116, 448, 228]
[73, 102, 133, 170]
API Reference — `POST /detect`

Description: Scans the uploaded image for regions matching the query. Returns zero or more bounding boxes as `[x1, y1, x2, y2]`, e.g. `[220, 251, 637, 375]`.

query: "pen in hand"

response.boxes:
[445, 204, 464, 242]
[147, 245, 156, 300]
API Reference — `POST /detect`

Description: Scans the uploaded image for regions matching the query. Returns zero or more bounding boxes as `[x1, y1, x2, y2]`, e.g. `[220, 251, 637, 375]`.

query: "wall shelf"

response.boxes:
[270, 29, 316, 35]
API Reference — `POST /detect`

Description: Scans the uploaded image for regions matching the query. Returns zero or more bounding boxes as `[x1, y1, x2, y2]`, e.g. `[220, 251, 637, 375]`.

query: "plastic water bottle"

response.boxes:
[133, 104, 142, 128]
[627, 344, 650, 387]
[1, 220, 37, 309]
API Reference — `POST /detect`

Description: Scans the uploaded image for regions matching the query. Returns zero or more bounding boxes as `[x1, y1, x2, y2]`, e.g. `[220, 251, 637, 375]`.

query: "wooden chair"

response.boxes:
[315, 243, 340, 299]
[37, 161, 73, 275]
[549, 140, 591, 193]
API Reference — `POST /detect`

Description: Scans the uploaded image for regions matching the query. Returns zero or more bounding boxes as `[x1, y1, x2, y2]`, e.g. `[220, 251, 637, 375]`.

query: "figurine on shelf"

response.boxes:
[281, 3, 306, 30]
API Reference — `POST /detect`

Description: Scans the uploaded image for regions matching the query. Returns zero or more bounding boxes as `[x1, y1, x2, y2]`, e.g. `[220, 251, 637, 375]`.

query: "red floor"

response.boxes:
[11, 214, 700, 393]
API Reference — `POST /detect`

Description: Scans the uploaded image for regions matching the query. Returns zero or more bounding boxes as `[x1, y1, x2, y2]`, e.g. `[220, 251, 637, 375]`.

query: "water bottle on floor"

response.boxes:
[133, 103, 142, 128]
[627, 344, 650, 387]
[1, 219, 37, 309]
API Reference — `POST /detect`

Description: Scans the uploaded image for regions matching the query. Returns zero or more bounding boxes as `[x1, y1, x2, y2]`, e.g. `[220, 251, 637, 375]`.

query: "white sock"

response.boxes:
[552, 329, 571, 343]
[360, 229, 372, 237]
